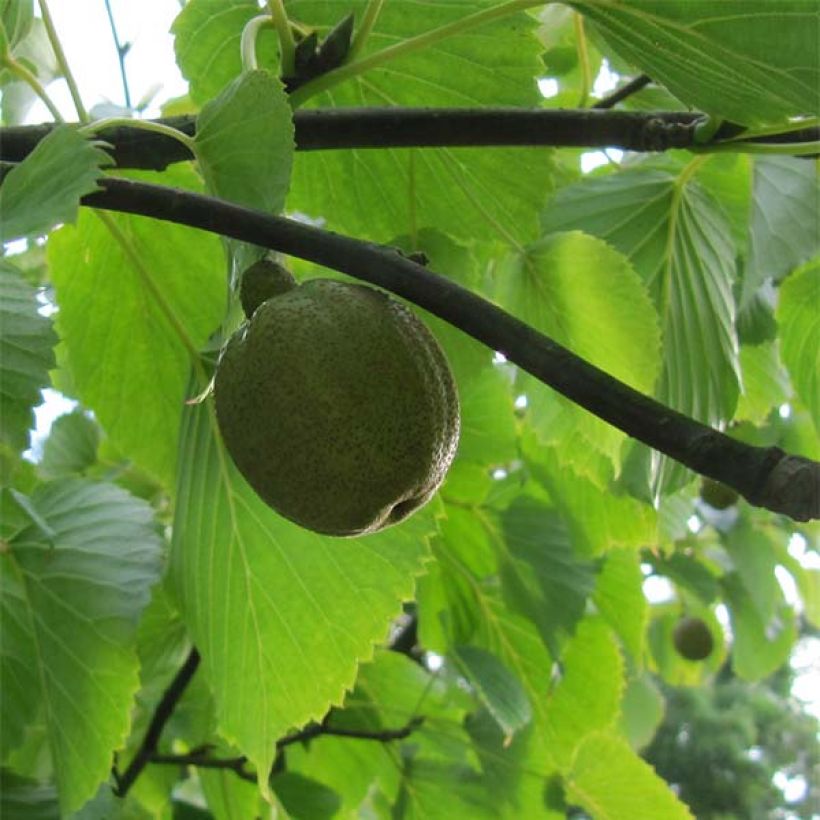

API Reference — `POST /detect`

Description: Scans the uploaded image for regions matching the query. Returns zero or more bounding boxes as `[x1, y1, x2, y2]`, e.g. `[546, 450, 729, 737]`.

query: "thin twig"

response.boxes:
[593, 74, 652, 109]
[103, 0, 132, 109]
[114, 648, 201, 797]
[73, 177, 819, 522]
[150, 751, 257, 783]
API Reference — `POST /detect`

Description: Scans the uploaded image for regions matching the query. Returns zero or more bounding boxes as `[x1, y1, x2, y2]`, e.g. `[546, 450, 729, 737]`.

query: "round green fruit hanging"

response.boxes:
[672, 616, 715, 661]
[214, 267, 460, 537]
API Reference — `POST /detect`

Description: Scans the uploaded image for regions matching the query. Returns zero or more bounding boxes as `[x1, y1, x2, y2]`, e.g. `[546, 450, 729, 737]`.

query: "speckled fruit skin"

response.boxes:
[214, 278, 460, 537]
[673, 616, 714, 661]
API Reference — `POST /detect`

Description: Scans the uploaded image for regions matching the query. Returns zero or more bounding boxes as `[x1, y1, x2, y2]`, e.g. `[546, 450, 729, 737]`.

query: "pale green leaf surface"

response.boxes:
[499, 500, 597, 656]
[566, 731, 693, 819]
[744, 157, 820, 303]
[494, 231, 661, 470]
[724, 573, 797, 681]
[736, 340, 791, 425]
[618, 674, 665, 752]
[1, 479, 163, 814]
[286, 0, 551, 245]
[47, 167, 226, 486]
[273, 772, 340, 820]
[725, 521, 782, 624]
[38, 409, 99, 479]
[0, 261, 56, 454]
[200, 770, 262, 820]
[1, 0, 34, 50]
[0, 771, 59, 820]
[451, 644, 531, 742]
[169, 400, 431, 789]
[593, 548, 648, 662]
[777, 259, 820, 431]
[172, 0, 280, 104]
[525, 441, 658, 556]
[571, 1, 819, 125]
[194, 70, 294, 214]
[542, 170, 740, 494]
[0, 126, 108, 243]
[543, 617, 623, 772]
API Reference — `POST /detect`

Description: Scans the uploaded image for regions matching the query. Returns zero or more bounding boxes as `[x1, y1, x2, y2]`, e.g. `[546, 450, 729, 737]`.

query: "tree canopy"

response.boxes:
[0, 1, 818, 817]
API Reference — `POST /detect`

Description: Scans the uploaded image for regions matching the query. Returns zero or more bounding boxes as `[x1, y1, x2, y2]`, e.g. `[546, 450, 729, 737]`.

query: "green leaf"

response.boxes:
[543, 617, 624, 772]
[565, 731, 693, 819]
[194, 69, 294, 214]
[38, 409, 99, 479]
[172, 0, 280, 105]
[743, 156, 820, 304]
[273, 772, 341, 820]
[0, 479, 163, 814]
[47, 166, 226, 487]
[570, 1, 819, 125]
[0, 770, 59, 820]
[542, 169, 740, 495]
[0, 126, 108, 243]
[593, 548, 648, 662]
[777, 259, 820, 432]
[169, 399, 431, 791]
[723, 573, 797, 681]
[618, 674, 665, 752]
[735, 340, 791, 426]
[495, 231, 661, 472]
[725, 521, 782, 624]
[451, 644, 532, 742]
[499, 500, 597, 656]
[286, 1, 553, 245]
[0, 0, 33, 52]
[0, 260, 56, 455]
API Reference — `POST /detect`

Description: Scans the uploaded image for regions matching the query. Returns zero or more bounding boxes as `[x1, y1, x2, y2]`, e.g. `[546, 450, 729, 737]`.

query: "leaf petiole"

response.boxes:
[77, 117, 195, 152]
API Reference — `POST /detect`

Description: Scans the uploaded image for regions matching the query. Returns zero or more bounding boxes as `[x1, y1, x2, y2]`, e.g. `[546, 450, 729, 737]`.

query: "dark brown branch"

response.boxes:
[114, 648, 201, 797]
[0, 108, 705, 169]
[147, 716, 424, 785]
[76, 178, 819, 522]
[593, 74, 652, 109]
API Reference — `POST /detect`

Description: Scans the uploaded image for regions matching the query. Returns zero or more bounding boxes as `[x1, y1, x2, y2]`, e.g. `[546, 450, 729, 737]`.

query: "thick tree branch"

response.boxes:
[114, 648, 200, 797]
[0, 108, 736, 170]
[75, 178, 818, 522]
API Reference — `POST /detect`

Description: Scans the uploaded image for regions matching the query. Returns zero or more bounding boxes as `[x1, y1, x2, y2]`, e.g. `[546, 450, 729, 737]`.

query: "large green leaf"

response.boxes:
[172, 0, 280, 105]
[543, 617, 623, 772]
[286, 0, 553, 245]
[499, 498, 597, 656]
[743, 157, 820, 304]
[542, 168, 740, 495]
[47, 166, 226, 487]
[571, 0, 819, 125]
[0, 0, 34, 51]
[735, 340, 791, 426]
[0, 260, 56, 456]
[0, 479, 163, 814]
[494, 230, 661, 474]
[0, 126, 108, 243]
[777, 259, 820, 431]
[38, 409, 99, 479]
[194, 69, 294, 214]
[565, 731, 693, 819]
[169, 399, 432, 791]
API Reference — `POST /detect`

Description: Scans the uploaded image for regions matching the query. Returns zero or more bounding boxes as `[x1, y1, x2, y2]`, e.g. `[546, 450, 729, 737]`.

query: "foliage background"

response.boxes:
[1, 1, 818, 817]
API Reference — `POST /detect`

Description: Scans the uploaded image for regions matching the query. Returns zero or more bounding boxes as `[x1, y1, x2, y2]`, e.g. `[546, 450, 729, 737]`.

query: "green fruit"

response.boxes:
[214, 277, 460, 536]
[700, 478, 739, 510]
[673, 616, 714, 661]
[239, 258, 296, 318]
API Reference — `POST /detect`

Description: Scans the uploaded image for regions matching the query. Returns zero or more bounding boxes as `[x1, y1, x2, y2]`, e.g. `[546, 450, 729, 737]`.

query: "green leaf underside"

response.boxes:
[542, 169, 740, 495]
[777, 260, 820, 432]
[495, 230, 661, 473]
[451, 644, 532, 741]
[571, 0, 820, 125]
[172, 0, 280, 105]
[46, 166, 226, 488]
[566, 731, 694, 819]
[0, 125, 109, 243]
[38, 409, 99, 479]
[284, 0, 552, 245]
[170, 398, 432, 785]
[0, 479, 163, 814]
[0, 261, 57, 454]
[194, 69, 294, 215]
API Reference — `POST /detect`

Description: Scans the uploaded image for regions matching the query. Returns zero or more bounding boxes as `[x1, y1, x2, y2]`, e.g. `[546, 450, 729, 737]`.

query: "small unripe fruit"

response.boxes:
[673, 616, 714, 661]
[239, 259, 296, 318]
